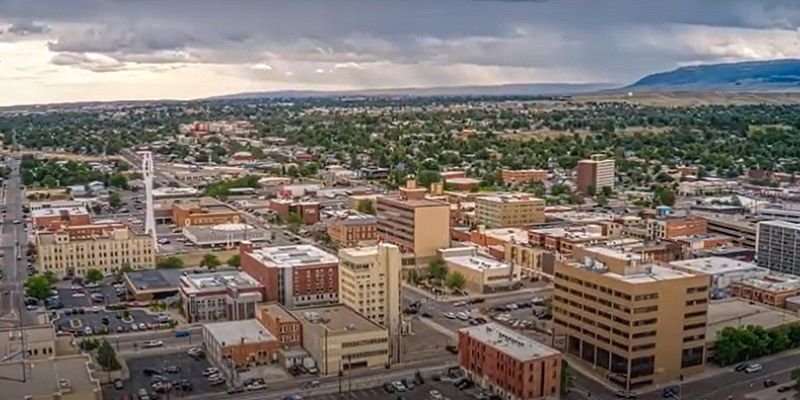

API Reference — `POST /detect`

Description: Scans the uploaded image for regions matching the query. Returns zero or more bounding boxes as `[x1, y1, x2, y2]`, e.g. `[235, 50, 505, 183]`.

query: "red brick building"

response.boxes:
[257, 303, 302, 347]
[239, 241, 339, 308]
[501, 169, 548, 185]
[458, 323, 562, 400]
[32, 207, 92, 229]
[269, 199, 320, 225]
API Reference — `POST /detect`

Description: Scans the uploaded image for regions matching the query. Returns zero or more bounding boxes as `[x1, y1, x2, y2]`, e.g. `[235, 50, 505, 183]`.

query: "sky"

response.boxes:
[2, 0, 800, 106]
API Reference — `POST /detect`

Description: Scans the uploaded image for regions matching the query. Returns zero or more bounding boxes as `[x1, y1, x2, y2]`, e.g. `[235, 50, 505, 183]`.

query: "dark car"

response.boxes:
[734, 363, 750, 372]
[615, 390, 638, 399]
[421, 312, 433, 318]
[661, 386, 678, 398]
[143, 368, 161, 376]
[764, 379, 778, 387]
[177, 379, 192, 391]
[445, 344, 458, 354]
[383, 382, 396, 393]
[778, 385, 793, 392]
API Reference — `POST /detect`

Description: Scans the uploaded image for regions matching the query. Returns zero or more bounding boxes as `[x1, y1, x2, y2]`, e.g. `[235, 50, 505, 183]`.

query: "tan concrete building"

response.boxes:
[293, 304, 389, 375]
[376, 181, 450, 265]
[475, 194, 545, 228]
[576, 154, 615, 195]
[553, 245, 709, 389]
[501, 169, 548, 185]
[172, 197, 242, 227]
[504, 242, 556, 279]
[440, 247, 522, 294]
[327, 212, 378, 248]
[35, 223, 156, 278]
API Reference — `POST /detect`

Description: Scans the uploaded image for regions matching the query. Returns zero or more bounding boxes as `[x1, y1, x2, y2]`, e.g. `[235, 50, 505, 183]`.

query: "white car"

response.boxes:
[138, 323, 147, 330]
[429, 390, 444, 400]
[91, 306, 100, 313]
[202, 367, 219, 377]
[444, 312, 456, 319]
[453, 301, 467, 307]
[391, 381, 406, 392]
[456, 312, 470, 321]
[745, 363, 763, 374]
[142, 340, 164, 348]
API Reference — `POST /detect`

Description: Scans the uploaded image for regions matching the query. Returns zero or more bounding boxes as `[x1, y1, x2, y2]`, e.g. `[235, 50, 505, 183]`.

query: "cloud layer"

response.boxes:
[2, 0, 800, 105]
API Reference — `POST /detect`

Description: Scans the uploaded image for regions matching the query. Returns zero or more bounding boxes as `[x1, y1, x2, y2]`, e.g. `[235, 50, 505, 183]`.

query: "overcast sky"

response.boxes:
[1, 0, 800, 106]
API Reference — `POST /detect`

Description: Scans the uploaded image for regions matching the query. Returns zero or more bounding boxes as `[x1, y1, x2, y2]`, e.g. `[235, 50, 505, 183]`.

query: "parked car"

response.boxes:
[764, 379, 778, 387]
[429, 390, 443, 400]
[113, 379, 124, 390]
[745, 363, 763, 374]
[142, 340, 163, 348]
[734, 363, 750, 372]
[143, 368, 160, 376]
[443, 312, 456, 319]
[661, 386, 678, 398]
[778, 385, 793, 392]
[202, 367, 219, 377]
[383, 382, 396, 393]
[391, 381, 406, 392]
[615, 390, 638, 399]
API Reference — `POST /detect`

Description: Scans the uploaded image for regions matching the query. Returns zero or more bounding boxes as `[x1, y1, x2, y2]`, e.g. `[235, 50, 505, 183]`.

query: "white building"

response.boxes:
[440, 247, 521, 294]
[670, 257, 766, 290]
[180, 270, 264, 323]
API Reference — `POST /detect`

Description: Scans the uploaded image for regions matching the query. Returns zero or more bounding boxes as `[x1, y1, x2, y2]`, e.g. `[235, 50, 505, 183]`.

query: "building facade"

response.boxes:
[646, 216, 708, 240]
[258, 303, 303, 348]
[756, 220, 800, 275]
[172, 198, 242, 227]
[327, 212, 378, 248]
[338, 244, 402, 361]
[475, 195, 545, 228]
[552, 245, 709, 389]
[576, 154, 615, 195]
[501, 169, 548, 185]
[202, 319, 281, 370]
[441, 247, 521, 294]
[180, 270, 263, 323]
[376, 182, 450, 264]
[240, 242, 339, 308]
[459, 323, 561, 400]
[35, 223, 156, 278]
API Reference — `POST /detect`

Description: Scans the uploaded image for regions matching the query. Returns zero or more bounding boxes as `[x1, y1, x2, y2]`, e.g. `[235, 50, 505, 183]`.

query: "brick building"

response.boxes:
[326, 212, 377, 248]
[258, 303, 302, 347]
[269, 199, 321, 225]
[501, 169, 548, 185]
[646, 216, 708, 240]
[172, 197, 241, 227]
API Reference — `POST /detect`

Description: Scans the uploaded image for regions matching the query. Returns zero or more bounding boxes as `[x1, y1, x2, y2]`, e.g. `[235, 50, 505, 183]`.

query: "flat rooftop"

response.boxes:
[0, 325, 56, 360]
[567, 259, 696, 284]
[126, 269, 184, 292]
[460, 323, 559, 362]
[0, 355, 100, 399]
[251, 245, 338, 268]
[331, 212, 377, 225]
[531, 225, 605, 240]
[759, 220, 800, 229]
[379, 194, 448, 208]
[477, 194, 544, 204]
[670, 257, 762, 275]
[484, 228, 529, 244]
[204, 319, 277, 345]
[733, 272, 800, 292]
[581, 245, 643, 262]
[447, 255, 511, 271]
[546, 211, 615, 223]
[260, 303, 298, 323]
[181, 270, 261, 294]
[293, 304, 384, 336]
[31, 206, 89, 217]
[707, 299, 800, 341]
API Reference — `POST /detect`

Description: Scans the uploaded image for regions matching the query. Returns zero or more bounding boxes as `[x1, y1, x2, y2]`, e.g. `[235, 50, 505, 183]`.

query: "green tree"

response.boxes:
[41, 175, 58, 188]
[201, 254, 221, 270]
[654, 187, 676, 207]
[108, 191, 121, 209]
[85, 268, 103, 284]
[287, 212, 302, 232]
[445, 271, 466, 291]
[156, 256, 184, 269]
[601, 186, 613, 197]
[108, 173, 128, 189]
[96, 340, 121, 371]
[24, 276, 54, 301]
[561, 361, 572, 394]
[417, 170, 442, 188]
[227, 254, 241, 268]
[357, 199, 376, 215]
[43, 271, 58, 285]
[426, 259, 448, 281]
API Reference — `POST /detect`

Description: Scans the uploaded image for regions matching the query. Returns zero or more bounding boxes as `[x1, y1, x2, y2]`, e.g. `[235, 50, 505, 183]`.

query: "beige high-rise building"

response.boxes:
[376, 181, 450, 265]
[338, 243, 402, 362]
[576, 154, 615, 195]
[475, 194, 545, 228]
[552, 245, 709, 389]
[35, 223, 156, 278]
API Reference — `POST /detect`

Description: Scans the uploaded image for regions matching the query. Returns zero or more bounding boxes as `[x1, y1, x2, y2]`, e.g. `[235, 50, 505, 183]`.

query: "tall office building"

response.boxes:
[338, 243, 402, 362]
[576, 154, 615, 195]
[756, 220, 800, 275]
[474, 194, 545, 228]
[376, 180, 450, 265]
[552, 245, 709, 389]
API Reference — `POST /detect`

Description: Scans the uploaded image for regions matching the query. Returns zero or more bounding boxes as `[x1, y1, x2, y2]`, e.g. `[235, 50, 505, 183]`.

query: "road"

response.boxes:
[0, 157, 37, 328]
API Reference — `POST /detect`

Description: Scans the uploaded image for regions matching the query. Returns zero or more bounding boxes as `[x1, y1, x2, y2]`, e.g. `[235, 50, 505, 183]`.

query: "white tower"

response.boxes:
[141, 151, 157, 248]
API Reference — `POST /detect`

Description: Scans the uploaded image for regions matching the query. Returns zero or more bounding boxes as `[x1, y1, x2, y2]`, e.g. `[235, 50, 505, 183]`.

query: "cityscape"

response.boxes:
[4, 1, 800, 400]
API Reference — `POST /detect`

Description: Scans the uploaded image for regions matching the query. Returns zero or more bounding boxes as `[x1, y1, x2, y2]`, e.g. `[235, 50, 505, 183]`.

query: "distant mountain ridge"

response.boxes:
[626, 59, 800, 91]
[206, 83, 615, 100]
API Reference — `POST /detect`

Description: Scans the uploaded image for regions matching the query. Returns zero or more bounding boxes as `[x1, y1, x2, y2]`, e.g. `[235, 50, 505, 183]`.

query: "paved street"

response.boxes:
[0, 157, 38, 328]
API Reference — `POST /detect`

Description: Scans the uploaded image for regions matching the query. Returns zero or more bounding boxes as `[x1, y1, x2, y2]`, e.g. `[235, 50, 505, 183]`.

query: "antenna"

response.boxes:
[141, 151, 157, 249]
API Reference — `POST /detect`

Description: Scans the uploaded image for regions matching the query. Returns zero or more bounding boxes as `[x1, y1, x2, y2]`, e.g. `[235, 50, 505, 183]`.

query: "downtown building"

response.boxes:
[576, 154, 615, 195]
[756, 220, 800, 276]
[338, 243, 403, 361]
[179, 270, 263, 323]
[474, 194, 545, 228]
[552, 245, 709, 389]
[240, 242, 339, 308]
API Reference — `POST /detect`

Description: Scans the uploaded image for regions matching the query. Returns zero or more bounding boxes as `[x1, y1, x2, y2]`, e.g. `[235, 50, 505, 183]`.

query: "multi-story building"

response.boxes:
[646, 216, 708, 240]
[31, 206, 91, 229]
[501, 169, 548, 185]
[293, 304, 389, 375]
[693, 212, 758, 248]
[756, 220, 800, 275]
[202, 319, 280, 370]
[269, 199, 321, 225]
[180, 270, 263, 323]
[376, 181, 450, 265]
[440, 247, 521, 294]
[458, 323, 562, 400]
[475, 194, 545, 229]
[670, 257, 766, 291]
[504, 242, 555, 278]
[576, 154, 615, 195]
[552, 245, 709, 389]
[728, 271, 800, 308]
[327, 212, 378, 248]
[240, 242, 339, 308]
[756, 207, 800, 224]
[338, 244, 402, 361]
[35, 223, 156, 278]
[172, 197, 242, 227]
[258, 303, 302, 348]
[528, 225, 606, 257]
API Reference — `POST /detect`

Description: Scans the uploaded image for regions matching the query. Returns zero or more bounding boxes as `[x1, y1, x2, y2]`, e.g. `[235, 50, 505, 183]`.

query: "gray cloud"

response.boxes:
[6, 20, 50, 36]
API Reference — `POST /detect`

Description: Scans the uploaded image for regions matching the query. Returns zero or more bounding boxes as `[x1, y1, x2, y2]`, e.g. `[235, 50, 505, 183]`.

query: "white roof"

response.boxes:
[447, 255, 510, 271]
[670, 257, 762, 275]
[461, 323, 559, 362]
[252, 245, 338, 267]
[204, 319, 276, 345]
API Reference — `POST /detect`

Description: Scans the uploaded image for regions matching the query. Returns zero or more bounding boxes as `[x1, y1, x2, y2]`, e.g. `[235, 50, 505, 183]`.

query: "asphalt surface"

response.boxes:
[53, 308, 162, 336]
[106, 351, 223, 400]
[308, 379, 473, 400]
[0, 157, 38, 328]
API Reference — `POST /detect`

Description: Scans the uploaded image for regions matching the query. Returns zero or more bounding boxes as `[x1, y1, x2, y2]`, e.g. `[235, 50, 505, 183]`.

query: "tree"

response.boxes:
[96, 340, 121, 371]
[115, 264, 134, 282]
[357, 199, 376, 215]
[654, 186, 676, 207]
[201, 254, 221, 270]
[417, 170, 442, 188]
[586, 184, 596, 196]
[108, 191, 121, 209]
[227, 254, 241, 268]
[85, 268, 103, 284]
[601, 186, 613, 197]
[43, 271, 58, 285]
[108, 173, 128, 189]
[156, 256, 184, 269]
[24, 276, 54, 301]
[287, 212, 302, 232]
[426, 259, 448, 281]
[561, 361, 572, 394]
[445, 271, 466, 291]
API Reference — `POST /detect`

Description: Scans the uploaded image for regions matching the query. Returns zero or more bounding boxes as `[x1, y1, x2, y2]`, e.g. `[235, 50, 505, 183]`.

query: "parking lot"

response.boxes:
[53, 308, 164, 336]
[308, 379, 478, 400]
[104, 352, 225, 400]
[53, 284, 123, 309]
